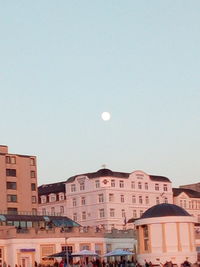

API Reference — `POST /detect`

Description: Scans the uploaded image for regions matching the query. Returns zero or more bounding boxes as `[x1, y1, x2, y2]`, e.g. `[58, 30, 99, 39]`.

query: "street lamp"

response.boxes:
[65, 237, 69, 266]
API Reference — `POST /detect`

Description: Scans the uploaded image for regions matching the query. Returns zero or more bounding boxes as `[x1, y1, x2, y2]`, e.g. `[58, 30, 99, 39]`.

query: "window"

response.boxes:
[163, 184, 168, 191]
[164, 197, 168, 204]
[180, 200, 183, 207]
[42, 208, 46, 215]
[6, 156, 16, 164]
[132, 195, 136, 204]
[7, 207, 18, 214]
[61, 245, 73, 254]
[95, 180, 100, 188]
[98, 194, 104, 203]
[145, 183, 148, 190]
[6, 169, 16, 177]
[110, 208, 115, 217]
[50, 195, 56, 202]
[51, 207, 55, 215]
[41, 245, 55, 262]
[109, 193, 114, 202]
[138, 182, 142, 189]
[155, 183, 159, 191]
[73, 213, 77, 221]
[80, 182, 85, 191]
[6, 156, 11, 164]
[99, 209, 105, 218]
[82, 211, 86, 220]
[139, 196, 143, 204]
[71, 184, 76, 192]
[143, 225, 149, 252]
[145, 196, 149, 204]
[133, 210, 137, 218]
[6, 182, 17, 190]
[140, 210, 143, 217]
[41, 196, 46, 204]
[11, 157, 16, 164]
[156, 197, 160, 204]
[30, 171, 36, 178]
[59, 194, 65, 201]
[31, 183, 36, 191]
[81, 197, 86, 205]
[120, 195, 125, 203]
[60, 206, 64, 214]
[183, 200, 187, 208]
[32, 196, 37, 203]
[121, 209, 126, 217]
[119, 180, 124, 188]
[111, 180, 115, 187]
[32, 208, 37, 215]
[72, 198, 77, 207]
[131, 181, 135, 189]
[7, 194, 17, 202]
[30, 158, 35, 166]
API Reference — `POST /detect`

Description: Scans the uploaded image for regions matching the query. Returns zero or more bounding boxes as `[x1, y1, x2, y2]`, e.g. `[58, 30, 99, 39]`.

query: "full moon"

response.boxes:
[101, 112, 111, 121]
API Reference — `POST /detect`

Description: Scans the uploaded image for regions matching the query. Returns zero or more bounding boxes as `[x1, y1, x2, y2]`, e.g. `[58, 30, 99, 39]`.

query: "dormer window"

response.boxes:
[41, 196, 47, 204]
[50, 194, 56, 202]
[59, 193, 65, 201]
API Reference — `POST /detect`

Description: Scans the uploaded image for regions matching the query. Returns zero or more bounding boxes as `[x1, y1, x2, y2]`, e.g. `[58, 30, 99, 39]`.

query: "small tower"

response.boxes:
[134, 203, 197, 266]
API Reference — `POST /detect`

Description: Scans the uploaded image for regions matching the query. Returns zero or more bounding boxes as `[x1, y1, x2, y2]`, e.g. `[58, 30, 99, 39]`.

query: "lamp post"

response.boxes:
[65, 237, 69, 267]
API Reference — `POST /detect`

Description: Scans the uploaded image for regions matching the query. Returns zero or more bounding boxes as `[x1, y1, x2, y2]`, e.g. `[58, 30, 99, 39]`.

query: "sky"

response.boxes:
[0, 1, 200, 187]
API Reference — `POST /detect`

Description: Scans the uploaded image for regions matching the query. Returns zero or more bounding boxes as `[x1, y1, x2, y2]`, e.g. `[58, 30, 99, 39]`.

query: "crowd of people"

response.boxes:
[1, 257, 200, 267]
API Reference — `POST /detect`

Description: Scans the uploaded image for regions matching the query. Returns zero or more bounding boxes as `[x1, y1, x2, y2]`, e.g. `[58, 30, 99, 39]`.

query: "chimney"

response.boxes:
[0, 145, 8, 154]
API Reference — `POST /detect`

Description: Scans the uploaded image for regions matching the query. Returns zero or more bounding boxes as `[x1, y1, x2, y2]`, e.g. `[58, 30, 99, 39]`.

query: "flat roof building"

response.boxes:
[0, 145, 38, 215]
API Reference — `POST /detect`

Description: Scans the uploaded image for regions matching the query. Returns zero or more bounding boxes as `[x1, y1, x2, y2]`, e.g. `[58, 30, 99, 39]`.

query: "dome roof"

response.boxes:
[140, 203, 191, 219]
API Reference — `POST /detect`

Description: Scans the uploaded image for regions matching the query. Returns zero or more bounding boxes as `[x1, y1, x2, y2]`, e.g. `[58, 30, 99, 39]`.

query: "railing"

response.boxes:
[0, 225, 137, 239]
[0, 210, 64, 216]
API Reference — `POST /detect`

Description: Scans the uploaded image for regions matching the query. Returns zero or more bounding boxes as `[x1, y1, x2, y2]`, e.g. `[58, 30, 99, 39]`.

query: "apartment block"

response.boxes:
[0, 145, 38, 214]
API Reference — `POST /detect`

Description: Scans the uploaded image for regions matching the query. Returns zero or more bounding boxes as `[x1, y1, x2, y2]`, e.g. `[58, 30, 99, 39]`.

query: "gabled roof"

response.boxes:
[38, 182, 65, 196]
[173, 188, 200, 198]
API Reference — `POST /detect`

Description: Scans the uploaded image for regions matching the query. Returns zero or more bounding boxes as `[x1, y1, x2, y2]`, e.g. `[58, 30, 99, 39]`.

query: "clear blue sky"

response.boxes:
[1, 1, 200, 187]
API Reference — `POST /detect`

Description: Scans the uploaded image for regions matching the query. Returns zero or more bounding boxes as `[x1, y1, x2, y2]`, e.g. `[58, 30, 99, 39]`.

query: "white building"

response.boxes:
[38, 168, 173, 229]
[135, 203, 198, 266]
[173, 188, 200, 222]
